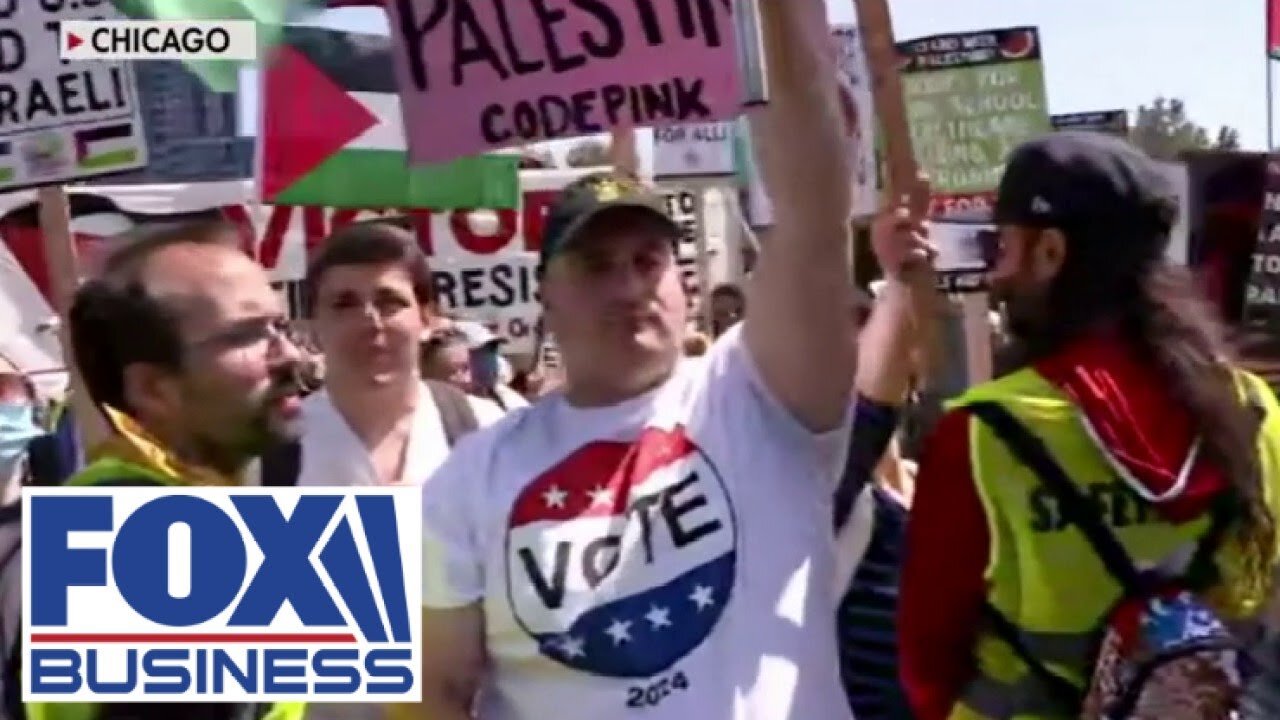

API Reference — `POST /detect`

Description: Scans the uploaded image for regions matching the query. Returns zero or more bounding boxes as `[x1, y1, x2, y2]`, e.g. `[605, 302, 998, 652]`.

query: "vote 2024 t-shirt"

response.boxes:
[421, 327, 854, 719]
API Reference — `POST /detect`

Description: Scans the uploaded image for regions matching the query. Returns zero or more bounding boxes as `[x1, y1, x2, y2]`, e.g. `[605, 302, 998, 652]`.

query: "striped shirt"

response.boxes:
[835, 397, 914, 719]
[838, 486, 913, 719]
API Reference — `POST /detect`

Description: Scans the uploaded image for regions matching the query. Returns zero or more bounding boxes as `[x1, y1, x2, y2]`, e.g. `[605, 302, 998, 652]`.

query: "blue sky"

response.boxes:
[251, 0, 1273, 151]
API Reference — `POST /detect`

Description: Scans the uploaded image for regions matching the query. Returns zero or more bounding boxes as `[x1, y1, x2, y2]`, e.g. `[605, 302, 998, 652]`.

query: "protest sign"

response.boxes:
[661, 186, 706, 319]
[383, 0, 747, 164]
[899, 27, 1051, 218]
[0, 0, 148, 190]
[0, 171, 596, 355]
[832, 24, 878, 218]
[736, 24, 878, 227]
[1244, 157, 1280, 329]
[1051, 110, 1129, 137]
[653, 121, 735, 180]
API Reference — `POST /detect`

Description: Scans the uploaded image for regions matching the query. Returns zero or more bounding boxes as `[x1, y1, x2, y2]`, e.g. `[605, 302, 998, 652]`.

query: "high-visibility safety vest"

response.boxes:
[943, 366, 1280, 720]
[24, 455, 308, 720]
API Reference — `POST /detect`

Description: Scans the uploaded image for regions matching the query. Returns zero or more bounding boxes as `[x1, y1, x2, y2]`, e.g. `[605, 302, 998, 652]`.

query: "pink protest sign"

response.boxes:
[385, 0, 744, 165]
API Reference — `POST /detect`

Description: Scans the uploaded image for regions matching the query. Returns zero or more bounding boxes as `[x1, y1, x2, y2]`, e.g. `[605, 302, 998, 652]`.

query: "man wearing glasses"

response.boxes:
[29, 220, 308, 720]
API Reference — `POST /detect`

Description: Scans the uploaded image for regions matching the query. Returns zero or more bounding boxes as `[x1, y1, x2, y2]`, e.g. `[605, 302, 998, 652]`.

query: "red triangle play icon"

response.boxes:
[260, 44, 378, 200]
[66, 32, 82, 50]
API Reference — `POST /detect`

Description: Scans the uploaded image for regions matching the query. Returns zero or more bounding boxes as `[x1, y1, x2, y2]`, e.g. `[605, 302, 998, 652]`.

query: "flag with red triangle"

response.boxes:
[260, 26, 519, 210]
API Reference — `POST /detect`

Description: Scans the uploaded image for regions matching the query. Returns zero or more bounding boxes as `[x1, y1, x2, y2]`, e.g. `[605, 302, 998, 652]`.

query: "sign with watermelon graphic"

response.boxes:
[897, 27, 1050, 218]
[260, 26, 520, 210]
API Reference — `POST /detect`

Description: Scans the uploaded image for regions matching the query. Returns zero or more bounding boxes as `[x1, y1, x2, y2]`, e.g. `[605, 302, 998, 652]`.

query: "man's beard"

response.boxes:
[246, 368, 304, 451]
[992, 287, 1053, 370]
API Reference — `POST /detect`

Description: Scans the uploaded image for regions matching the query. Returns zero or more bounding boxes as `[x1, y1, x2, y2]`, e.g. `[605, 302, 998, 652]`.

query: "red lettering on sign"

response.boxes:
[450, 209, 518, 255]
[209, 189, 570, 270]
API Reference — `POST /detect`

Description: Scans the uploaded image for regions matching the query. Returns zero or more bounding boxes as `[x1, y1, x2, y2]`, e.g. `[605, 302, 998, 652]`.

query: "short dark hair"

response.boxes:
[69, 220, 239, 413]
[303, 221, 434, 317]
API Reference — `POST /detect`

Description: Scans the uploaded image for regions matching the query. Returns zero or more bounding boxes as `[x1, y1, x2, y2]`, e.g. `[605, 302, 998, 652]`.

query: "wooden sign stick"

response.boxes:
[852, 0, 991, 386]
[37, 185, 110, 447]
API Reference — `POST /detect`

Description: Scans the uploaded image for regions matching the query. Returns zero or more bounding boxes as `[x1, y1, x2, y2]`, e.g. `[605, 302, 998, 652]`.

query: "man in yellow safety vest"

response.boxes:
[898, 132, 1280, 719]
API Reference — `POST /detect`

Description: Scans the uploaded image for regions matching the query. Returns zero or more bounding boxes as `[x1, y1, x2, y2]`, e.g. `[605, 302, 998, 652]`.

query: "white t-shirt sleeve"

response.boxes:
[421, 434, 488, 609]
[696, 325, 853, 483]
[467, 395, 506, 427]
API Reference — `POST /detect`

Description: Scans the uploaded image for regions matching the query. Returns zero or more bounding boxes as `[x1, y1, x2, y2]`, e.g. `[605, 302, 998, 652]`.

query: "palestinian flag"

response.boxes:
[109, 0, 383, 91]
[74, 123, 141, 170]
[261, 26, 518, 210]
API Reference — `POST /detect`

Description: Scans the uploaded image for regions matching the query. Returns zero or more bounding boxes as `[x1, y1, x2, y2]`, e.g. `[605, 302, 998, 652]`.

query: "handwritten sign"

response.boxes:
[899, 27, 1051, 219]
[0, 0, 147, 190]
[384, 0, 744, 164]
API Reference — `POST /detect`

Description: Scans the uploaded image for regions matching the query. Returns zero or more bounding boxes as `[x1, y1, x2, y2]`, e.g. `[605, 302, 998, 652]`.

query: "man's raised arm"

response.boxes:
[742, 0, 859, 432]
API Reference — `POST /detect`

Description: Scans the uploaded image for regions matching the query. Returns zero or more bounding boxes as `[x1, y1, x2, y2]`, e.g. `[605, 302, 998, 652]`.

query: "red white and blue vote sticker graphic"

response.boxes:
[504, 426, 737, 678]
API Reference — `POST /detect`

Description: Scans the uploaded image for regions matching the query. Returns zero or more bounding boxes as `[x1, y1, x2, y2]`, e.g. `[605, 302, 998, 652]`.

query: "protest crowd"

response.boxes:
[5, 0, 1280, 719]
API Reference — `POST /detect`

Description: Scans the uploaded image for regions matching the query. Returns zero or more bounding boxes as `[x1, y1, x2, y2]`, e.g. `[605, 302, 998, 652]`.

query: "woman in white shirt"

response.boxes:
[294, 222, 502, 489]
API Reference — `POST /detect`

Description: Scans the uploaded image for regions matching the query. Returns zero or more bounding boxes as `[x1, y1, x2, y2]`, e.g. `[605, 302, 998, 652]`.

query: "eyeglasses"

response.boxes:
[188, 317, 293, 354]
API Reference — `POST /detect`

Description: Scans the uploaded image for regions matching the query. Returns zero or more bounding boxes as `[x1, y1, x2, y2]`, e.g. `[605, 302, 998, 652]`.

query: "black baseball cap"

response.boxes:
[539, 172, 679, 269]
[994, 131, 1178, 246]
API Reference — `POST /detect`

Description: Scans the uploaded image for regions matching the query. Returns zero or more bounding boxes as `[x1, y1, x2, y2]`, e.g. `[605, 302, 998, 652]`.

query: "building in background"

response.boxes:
[91, 62, 254, 185]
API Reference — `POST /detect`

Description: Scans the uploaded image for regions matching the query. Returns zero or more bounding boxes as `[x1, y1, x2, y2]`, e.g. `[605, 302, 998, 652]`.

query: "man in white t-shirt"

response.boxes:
[408, 3, 931, 719]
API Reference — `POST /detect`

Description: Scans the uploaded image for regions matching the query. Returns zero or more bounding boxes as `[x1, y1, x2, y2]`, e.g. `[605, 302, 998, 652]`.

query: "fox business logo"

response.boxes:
[60, 20, 257, 61]
[22, 488, 422, 703]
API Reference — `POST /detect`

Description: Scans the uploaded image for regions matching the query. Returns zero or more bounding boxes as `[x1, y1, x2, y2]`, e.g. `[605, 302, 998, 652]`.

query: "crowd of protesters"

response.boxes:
[4, 145, 1280, 720]
[4, 3, 1280, 720]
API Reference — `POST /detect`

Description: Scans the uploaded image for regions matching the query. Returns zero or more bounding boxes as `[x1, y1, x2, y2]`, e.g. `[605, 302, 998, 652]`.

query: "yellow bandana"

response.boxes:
[91, 405, 238, 487]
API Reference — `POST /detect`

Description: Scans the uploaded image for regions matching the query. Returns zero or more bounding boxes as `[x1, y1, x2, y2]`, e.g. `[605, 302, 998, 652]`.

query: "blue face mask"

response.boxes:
[470, 349, 501, 390]
[0, 403, 41, 470]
